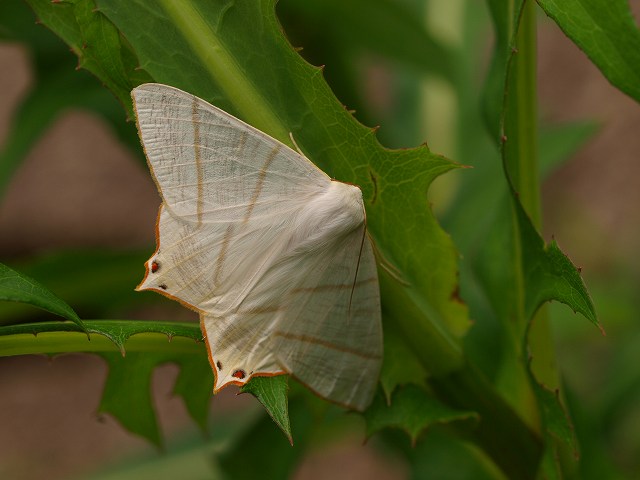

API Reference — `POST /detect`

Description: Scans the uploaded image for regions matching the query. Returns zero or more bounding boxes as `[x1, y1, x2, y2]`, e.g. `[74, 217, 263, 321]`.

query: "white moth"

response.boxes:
[132, 83, 382, 410]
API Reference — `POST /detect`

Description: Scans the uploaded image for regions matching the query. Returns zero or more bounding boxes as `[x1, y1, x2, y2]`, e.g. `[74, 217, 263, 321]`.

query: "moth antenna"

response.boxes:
[349, 220, 368, 316]
[369, 233, 409, 286]
[289, 132, 306, 157]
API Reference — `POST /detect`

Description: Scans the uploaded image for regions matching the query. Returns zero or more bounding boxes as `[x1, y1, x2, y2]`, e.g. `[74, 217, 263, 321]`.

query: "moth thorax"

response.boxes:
[299, 181, 364, 237]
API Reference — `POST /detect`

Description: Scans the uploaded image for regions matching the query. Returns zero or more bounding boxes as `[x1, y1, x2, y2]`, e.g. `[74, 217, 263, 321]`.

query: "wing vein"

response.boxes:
[273, 331, 381, 361]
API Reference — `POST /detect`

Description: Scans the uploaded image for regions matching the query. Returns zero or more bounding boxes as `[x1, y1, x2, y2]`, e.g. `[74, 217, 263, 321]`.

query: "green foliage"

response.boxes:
[27, 0, 153, 117]
[537, 0, 640, 104]
[364, 385, 477, 444]
[0, 251, 151, 322]
[0, 0, 637, 478]
[0, 262, 83, 328]
[240, 375, 292, 444]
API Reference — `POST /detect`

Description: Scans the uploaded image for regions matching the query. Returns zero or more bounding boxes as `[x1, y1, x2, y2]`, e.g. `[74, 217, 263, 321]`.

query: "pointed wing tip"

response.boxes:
[132, 83, 181, 98]
[135, 277, 164, 295]
[131, 83, 171, 104]
[132, 82, 161, 93]
[135, 273, 152, 292]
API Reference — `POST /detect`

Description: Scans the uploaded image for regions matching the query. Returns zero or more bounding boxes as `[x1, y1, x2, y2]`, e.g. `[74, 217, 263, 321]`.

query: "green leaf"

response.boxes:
[530, 380, 578, 480]
[240, 375, 291, 444]
[379, 324, 428, 402]
[26, 0, 153, 117]
[514, 199, 598, 326]
[100, 349, 214, 447]
[0, 250, 149, 323]
[364, 384, 477, 444]
[173, 353, 215, 433]
[536, 0, 640, 103]
[99, 352, 168, 447]
[0, 262, 84, 329]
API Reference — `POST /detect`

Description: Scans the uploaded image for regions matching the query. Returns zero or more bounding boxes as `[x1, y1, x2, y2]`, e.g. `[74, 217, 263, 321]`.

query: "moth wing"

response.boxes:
[201, 311, 286, 392]
[131, 83, 330, 224]
[133, 83, 330, 313]
[138, 201, 299, 314]
[132, 83, 382, 405]
[140, 201, 301, 388]
[273, 226, 382, 411]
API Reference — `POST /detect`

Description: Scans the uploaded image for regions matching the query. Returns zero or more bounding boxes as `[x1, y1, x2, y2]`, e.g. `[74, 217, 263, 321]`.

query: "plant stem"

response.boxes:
[506, 0, 540, 226]
[0, 320, 204, 357]
[508, 0, 559, 392]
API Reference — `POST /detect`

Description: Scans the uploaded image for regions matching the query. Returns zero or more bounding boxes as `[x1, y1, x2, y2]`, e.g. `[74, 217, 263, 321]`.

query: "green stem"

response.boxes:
[500, 0, 541, 421]
[0, 320, 204, 357]
[506, 0, 540, 225]
[509, 1, 559, 393]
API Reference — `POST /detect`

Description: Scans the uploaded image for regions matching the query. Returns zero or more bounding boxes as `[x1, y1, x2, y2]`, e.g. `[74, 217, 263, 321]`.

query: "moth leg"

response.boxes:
[289, 132, 307, 158]
[368, 232, 409, 286]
